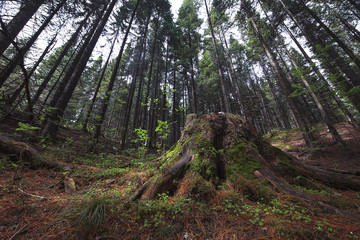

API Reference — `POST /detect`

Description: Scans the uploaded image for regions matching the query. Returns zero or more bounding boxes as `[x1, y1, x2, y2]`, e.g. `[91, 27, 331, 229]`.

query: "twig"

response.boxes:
[17, 188, 47, 200]
[9, 224, 28, 240]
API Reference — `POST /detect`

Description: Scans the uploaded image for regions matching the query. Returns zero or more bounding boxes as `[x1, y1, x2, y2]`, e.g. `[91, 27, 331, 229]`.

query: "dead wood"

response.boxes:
[0, 135, 64, 169]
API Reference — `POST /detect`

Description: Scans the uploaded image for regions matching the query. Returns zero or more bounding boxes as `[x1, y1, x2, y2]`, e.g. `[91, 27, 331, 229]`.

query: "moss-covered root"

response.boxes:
[255, 167, 360, 219]
[129, 154, 194, 201]
[0, 136, 64, 169]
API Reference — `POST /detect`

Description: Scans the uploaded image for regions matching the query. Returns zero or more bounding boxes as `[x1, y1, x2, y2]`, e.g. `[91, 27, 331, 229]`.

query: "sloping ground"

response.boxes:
[0, 113, 359, 239]
[265, 123, 360, 173]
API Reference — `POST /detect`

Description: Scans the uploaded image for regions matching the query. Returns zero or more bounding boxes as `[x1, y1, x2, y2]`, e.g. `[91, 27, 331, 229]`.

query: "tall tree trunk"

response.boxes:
[259, 4, 346, 145]
[162, 43, 169, 122]
[32, 11, 91, 104]
[0, 0, 66, 88]
[40, 43, 80, 113]
[9, 34, 56, 106]
[220, 27, 246, 117]
[141, 13, 160, 130]
[188, 33, 198, 114]
[82, 27, 119, 132]
[46, 11, 104, 116]
[119, 11, 149, 148]
[172, 61, 181, 145]
[282, 22, 360, 119]
[0, 0, 45, 56]
[336, 14, 360, 43]
[279, 0, 360, 89]
[204, 0, 230, 113]
[148, 59, 161, 147]
[131, 40, 149, 133]
[260, 58, 292, 129]
[347, 0, 360, 12]
[242, 1, 316, 151]
[41, 0, 116, 138]
[302, 3, 360, 70]
[93, 0, 140, 141]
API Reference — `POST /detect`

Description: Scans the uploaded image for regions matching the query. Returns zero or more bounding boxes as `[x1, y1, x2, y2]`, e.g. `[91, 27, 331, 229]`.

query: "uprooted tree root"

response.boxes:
[130, 113, 360, 218]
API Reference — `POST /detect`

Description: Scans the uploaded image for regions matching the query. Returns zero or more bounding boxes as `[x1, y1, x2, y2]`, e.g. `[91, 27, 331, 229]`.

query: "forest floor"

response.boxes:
[0, 114, 360, 239]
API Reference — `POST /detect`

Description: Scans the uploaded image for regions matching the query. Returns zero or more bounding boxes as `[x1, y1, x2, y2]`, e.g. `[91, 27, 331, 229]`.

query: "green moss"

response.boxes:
[187, 171, 216, 201]
[163, 141, 183, 164]
[244, 179, 275, 203]
[249, 141, 259, 152]
[189, 154, 217, 182]
[269, 146, 299, 176]
[225, 142, 262, 181]
[160, 139, 191, 170]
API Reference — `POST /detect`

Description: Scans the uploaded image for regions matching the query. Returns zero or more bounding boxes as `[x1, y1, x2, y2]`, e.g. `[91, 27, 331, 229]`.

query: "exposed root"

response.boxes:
[0, 135, 66, 169]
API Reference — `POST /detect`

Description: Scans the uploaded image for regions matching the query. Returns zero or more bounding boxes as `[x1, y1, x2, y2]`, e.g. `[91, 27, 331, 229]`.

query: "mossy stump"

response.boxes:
[130, 113, 360, 218]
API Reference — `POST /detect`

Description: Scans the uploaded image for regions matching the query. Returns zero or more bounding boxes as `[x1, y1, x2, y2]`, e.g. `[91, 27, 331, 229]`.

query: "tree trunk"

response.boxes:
[0, 0, 45, 56]
[220, 27, 246, 117]
[262, 64, 291, 129]
[119, 11, 149, 148]
[302, 3, 360, 70]
[32, 11, 91, 105]
[337, 13, 360, 43]
[347, 0, 360, 12]
[279, 0, 360, 89]
[204, 0, 230, 113]
[242, 2, 316, 151]
[93, 0, 141, 142]
[41, 0, 116, 138]
[82, 28, 119, 132]
[0, 0, 66, 88]
[259, 5, 346, 146]
[8, 34, 56, 106]
[141, 13, 160, 130]
[188, 33, 198, 114]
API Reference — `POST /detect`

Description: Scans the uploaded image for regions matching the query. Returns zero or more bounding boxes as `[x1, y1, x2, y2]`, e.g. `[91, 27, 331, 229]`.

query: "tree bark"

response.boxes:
[82, 27, 119, 132]
[119, 11, 150, 148]
[302, 3, 360, 70]
[0, 0, 45, 56]
[8, 34, 56, 106]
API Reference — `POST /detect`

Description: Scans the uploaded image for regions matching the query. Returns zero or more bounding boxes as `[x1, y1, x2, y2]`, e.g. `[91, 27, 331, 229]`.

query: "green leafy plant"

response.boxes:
[155, 120, 170, 153]
[15, 122, 40, 133]
[132, 128, 149, 158]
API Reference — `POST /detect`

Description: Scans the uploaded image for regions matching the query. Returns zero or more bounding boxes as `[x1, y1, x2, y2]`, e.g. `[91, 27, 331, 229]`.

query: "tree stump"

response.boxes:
[130, 113, 360, 218]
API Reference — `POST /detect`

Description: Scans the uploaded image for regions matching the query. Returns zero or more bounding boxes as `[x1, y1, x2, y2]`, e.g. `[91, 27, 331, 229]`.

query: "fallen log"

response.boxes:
[0, 135, 64, 169]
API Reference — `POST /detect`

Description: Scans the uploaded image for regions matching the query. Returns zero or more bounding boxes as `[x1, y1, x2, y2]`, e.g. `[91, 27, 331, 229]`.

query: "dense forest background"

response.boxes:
[1, 0, 359, 150]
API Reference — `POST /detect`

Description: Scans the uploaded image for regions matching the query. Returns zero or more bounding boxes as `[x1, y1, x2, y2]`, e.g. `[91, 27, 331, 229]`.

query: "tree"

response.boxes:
[240, 0, 316, 151]
[204, 0, 231, 113]
[93, 0, 141, 142]
[177, 0, 203, 114]
[41, 0, 117, 138]
[0, 0, 45, 56]
[0, 0, 66, 88]
[32, 11, 92, 105]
